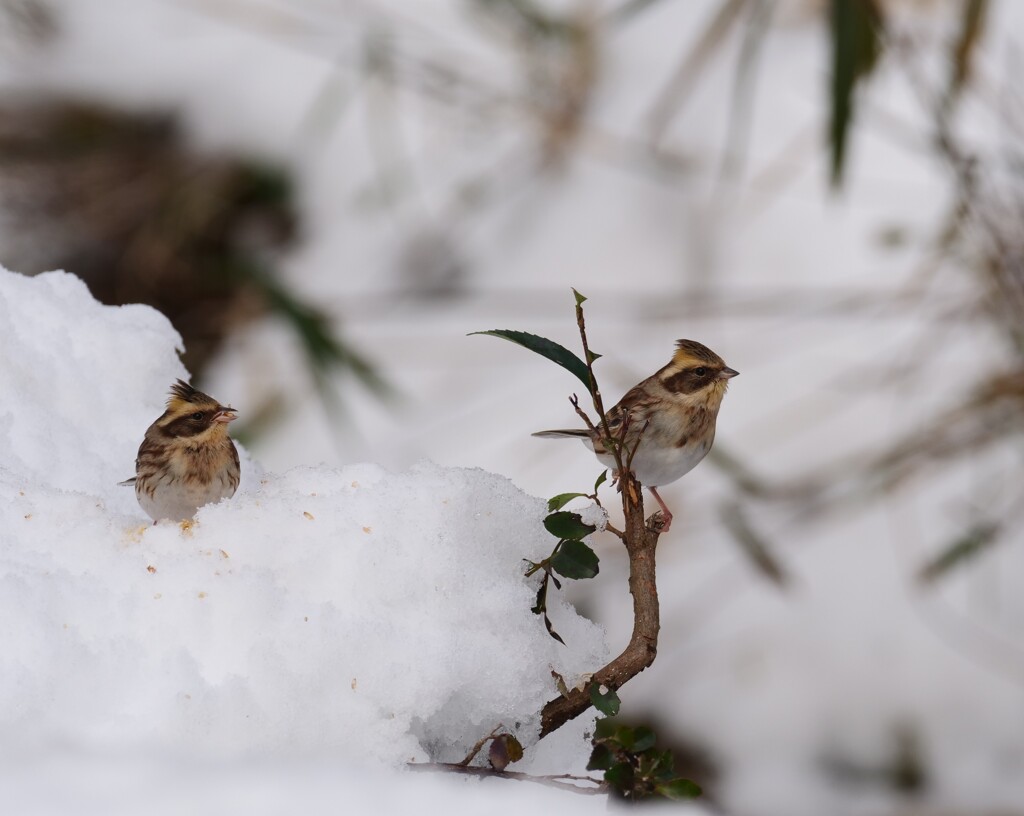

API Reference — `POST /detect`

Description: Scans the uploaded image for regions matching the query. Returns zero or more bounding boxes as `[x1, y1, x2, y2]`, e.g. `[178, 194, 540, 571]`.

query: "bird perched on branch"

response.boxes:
[533, 340, 738, 531]
[122, 379, 240, 522]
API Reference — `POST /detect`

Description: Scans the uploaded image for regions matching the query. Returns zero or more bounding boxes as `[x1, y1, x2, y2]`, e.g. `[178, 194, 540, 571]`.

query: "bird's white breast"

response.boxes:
[138, 474, 236, 522]
[583, 428, 715, 487]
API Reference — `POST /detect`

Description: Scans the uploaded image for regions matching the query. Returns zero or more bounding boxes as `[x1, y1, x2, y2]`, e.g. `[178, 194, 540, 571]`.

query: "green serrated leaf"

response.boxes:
[646, 748, 675, 779]
[656, 778, 702, 800]
[594, 717, 617, 740]
[572, 288, 587, 306]
[543, 511, 596, 540]
[632, 726, 656, 753]
[587, 743, 616, 771]
[590, 683, 621, 717]
[614, 725, 635, 751]
[594, 470, 608, 491]
[604, 761, 634, 791]
[552, 539, 600, 580]
[548, 492, 587, 512]
[469, 329, 590, 389]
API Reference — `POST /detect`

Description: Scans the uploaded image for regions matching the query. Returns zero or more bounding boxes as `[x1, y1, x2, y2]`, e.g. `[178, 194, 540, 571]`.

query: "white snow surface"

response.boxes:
[0, 267, 611, 809]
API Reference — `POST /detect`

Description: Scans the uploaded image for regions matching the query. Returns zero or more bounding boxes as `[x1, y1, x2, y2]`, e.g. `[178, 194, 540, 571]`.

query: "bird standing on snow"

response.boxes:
[122, 380, 240, 522]
[532, 339, 738, 532]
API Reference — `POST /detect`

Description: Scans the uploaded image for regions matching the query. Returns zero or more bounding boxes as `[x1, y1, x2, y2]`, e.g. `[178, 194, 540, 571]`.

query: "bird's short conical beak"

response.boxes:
[213, 407, 238, 424]
[718, 367, 739, 379]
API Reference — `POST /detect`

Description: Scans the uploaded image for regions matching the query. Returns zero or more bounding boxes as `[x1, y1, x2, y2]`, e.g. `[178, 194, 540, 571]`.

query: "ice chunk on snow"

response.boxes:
[0, 266, 609, 770]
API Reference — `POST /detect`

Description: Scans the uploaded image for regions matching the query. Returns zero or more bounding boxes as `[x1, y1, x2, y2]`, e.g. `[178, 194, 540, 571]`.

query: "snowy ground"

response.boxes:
[0, 268, 617, 812]
[3, 1, 1024, 813]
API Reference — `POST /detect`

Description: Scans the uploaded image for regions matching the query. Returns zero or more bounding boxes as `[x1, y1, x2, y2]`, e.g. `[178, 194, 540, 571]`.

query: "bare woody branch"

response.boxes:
[540, 469, 663, 736]
[539, 292, 666, 738]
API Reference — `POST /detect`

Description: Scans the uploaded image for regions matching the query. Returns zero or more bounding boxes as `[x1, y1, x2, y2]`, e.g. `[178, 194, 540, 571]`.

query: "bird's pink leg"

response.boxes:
[648, 487, 673, 532]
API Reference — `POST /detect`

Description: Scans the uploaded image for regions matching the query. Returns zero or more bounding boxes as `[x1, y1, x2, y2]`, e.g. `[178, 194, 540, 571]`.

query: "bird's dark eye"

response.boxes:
[191, 411, 204, 421]
[693, 367, 708, 377]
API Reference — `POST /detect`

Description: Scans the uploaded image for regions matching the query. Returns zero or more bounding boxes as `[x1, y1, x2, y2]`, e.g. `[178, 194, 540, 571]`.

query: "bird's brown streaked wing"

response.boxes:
[609, 382, 660, 424]
[135, 433, 166, 473]
[229, 441, 241, 491]
[592, 381, 660, 454]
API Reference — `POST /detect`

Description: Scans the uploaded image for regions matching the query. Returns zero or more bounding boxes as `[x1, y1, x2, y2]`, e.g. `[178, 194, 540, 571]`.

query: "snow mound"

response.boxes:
[0, 267, 608, 767]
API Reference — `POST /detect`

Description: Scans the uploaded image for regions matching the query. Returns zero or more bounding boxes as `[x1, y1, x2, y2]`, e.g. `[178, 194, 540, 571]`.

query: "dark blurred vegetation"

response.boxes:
[0, 98, 390, 424]
[0, 102, 292, 374]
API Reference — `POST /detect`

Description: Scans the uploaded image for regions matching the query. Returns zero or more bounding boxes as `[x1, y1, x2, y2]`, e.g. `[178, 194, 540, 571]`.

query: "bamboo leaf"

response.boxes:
[720, 501, 789, 588]
[829, 0, 884, 187]
[917, 522, 999, 584]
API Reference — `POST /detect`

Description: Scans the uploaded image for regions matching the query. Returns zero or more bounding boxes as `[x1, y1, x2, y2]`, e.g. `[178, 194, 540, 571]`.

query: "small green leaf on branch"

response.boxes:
[552, 539, 600, 580]
[547, 492, 587, 512]
[590, 684, 620, 716]
[590, 720, 704, 801]
[543, 511, 596, 540]
[631, 726, 656, 752]
[604, 762, 634, 789]
[657, 779, 703, 799]
[587, 743, 616, 771]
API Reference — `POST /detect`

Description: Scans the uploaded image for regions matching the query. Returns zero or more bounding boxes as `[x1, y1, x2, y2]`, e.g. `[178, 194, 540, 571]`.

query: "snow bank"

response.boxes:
[0, 268, 608, 773]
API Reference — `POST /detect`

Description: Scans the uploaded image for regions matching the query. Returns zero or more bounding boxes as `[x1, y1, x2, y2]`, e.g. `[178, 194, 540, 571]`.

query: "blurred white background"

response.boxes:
[2, 0, 1023, 813]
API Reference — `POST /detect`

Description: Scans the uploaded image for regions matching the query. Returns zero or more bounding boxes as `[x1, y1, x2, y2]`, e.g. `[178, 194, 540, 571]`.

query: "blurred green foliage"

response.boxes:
[0, 99, 388, 424]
